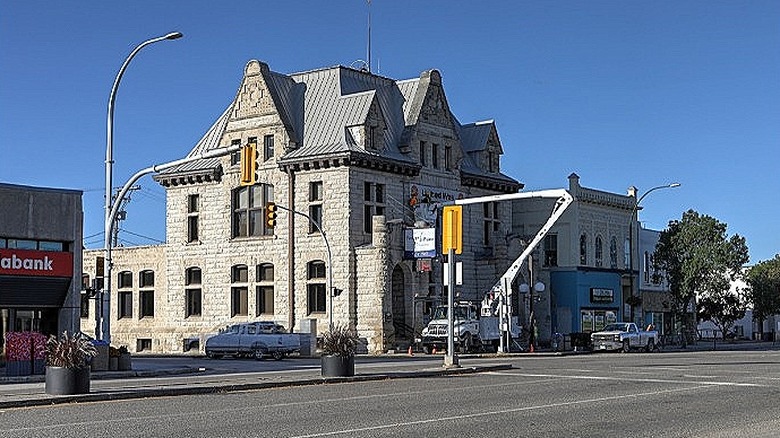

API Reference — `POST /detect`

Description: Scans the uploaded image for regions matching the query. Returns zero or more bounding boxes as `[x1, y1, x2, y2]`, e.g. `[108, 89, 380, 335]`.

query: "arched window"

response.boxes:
[579, 234, 588, 265]
[610, 237, 618, 269]
[307, 260, 326, 314]
[595, 236, 603, 267]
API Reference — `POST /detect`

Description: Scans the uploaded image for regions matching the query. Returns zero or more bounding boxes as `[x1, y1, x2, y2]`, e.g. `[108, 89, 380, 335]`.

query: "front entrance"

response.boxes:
[391, 265, 408, 339]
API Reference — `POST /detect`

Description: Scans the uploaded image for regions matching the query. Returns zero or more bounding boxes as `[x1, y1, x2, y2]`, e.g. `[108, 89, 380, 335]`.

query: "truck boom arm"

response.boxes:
[457, 189, 574, 296]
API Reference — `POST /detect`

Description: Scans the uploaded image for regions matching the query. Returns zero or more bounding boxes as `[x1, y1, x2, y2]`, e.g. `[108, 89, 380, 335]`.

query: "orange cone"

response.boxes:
[529, 343, 535, 353]
[408, 346, 413, 356]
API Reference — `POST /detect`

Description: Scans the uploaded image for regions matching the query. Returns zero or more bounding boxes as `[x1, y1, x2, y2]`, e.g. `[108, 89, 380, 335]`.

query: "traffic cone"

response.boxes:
[529, 343, 535, 353]
[408, 346, 413, 356]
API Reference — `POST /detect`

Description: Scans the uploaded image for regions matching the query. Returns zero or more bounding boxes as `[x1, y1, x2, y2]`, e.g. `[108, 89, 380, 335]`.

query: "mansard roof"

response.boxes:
[156, 60, 521, 191]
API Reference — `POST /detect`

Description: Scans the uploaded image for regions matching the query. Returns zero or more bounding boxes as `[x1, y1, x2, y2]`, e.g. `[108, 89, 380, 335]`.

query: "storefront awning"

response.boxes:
[0, 275, 71, 307]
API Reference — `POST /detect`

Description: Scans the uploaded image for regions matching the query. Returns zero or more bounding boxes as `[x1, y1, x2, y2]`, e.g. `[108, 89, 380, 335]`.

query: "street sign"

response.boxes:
[442, 205, 462, 254]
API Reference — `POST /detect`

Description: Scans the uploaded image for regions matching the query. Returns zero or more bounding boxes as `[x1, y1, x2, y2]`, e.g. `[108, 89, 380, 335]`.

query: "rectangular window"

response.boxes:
[257, 286, 274, 315]
[309, 181, 323, 234]
[137, 338, 152, 352]
[444, 145, 452, 170]
[307, 284, 326, 314]
[419, 141, 427, 166]
[233, 184, 274, 237]
[263, 134, 274, 161]
[363, 182, 386, 234]
[119, 291, 132, 319]
[230, 139, 242, 165]
[186, 289, 202, 317]
[38, 241, 63, 251]
[187, 194, 199, 243]
[140, 290, 154, 318]
[483, 202, 499, 246]
[231, 287, 248, 316]
[432, 143, 439, 169]
[543, 234, 558, 267]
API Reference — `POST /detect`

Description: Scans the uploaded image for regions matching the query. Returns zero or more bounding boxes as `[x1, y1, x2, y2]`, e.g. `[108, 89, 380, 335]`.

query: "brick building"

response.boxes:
[82, 60, 521, 354]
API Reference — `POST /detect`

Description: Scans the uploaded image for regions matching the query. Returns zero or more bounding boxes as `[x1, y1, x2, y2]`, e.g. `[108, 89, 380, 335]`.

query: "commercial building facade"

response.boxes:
[509, 174, 636, 342]
[0, 183, 83, 352]
[83, 60, 521, 354]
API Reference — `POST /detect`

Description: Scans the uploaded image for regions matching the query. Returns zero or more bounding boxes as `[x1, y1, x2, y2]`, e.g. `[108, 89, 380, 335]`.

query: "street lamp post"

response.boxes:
[627, 182, 680, 323]
[102, 32, 182, 342]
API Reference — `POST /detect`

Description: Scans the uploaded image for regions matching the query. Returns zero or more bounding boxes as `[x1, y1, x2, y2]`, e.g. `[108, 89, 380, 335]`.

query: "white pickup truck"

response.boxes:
[591, 322, 658, 352]
[205, 321, 300, 360]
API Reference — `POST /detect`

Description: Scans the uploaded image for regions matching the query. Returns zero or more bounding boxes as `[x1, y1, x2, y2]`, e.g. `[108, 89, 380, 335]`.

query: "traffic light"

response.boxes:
[265, 202, 278, 228]
[240, 141, 258, 186]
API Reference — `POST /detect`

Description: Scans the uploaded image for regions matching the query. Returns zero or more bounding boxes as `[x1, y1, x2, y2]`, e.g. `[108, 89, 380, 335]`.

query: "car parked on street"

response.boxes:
[204, 321, 300, 360]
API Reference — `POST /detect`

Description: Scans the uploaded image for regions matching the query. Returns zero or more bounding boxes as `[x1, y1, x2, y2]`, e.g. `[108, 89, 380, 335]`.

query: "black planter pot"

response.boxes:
[321, 354, 355, 377]
[45, 366, 91, 395]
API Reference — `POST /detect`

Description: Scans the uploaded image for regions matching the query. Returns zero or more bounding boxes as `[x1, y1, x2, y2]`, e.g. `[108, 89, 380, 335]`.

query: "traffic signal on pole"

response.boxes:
[240, 141, 258, 186]
[265, 202, 278, 228]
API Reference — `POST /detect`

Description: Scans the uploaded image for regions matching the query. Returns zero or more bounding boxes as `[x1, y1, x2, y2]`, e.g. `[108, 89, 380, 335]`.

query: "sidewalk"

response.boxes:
[0, 359, 511, 410]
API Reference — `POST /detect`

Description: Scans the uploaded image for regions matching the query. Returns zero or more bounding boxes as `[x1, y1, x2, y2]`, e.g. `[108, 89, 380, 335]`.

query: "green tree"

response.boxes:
[745, 255, 780, 337]
[653, 210, 749, 343]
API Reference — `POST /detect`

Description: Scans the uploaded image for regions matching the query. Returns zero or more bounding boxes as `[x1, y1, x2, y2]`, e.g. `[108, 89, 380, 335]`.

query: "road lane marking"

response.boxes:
[288, 385, 710, 438]
[488, 371, 763, 387]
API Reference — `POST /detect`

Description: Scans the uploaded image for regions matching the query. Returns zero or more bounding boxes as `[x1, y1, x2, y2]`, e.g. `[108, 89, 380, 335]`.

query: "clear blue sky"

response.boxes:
[1, 1, 778, 264]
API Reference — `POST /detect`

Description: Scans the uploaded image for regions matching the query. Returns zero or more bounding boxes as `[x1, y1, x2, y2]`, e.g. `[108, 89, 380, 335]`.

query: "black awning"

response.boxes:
[0, 275, 72, 307]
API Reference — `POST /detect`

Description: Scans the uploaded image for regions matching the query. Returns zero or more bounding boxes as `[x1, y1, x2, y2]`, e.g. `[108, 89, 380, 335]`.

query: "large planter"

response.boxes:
[44, 366, 91, 395]
[321, 354, 355, 377]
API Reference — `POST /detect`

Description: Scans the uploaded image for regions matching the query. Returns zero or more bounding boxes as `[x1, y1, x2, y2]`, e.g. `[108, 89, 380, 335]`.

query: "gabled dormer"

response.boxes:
[345, 94, 387, 152]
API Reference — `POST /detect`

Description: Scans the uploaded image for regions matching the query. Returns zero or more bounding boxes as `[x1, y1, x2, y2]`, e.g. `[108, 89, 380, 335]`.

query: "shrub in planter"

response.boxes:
[45, 331, 98, 395]
[320, 324, 359, 378]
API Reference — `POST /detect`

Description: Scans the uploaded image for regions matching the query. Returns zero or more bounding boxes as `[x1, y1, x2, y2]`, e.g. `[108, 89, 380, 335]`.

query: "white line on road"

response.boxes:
[490, 371, 764, 387]
[288, 385, 710, 438]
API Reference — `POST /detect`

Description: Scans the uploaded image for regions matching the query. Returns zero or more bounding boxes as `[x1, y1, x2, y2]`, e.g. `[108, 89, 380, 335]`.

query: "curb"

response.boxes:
[0, 364, 512, 410]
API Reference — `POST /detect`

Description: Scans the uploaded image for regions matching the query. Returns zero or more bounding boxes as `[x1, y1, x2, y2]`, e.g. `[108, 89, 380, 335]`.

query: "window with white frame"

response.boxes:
[187, 194, 199, 243]
[139, 270, 154, 318]
[231, 265, 248, 317]
[363, 182, 385, 233]
[185, 267, 202, 317]
[232, 184, 274, 237]
[309, 181, 323, 234]
[307, 260, 326, 314]
[256, 263, 274, 315]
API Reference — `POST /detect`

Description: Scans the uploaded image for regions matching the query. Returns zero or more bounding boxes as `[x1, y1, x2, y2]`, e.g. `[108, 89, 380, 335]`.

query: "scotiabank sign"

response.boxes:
[0, 249, 73, 278]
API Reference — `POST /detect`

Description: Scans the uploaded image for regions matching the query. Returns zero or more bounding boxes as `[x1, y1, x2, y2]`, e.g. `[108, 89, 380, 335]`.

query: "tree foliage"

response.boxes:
[745, 254, 780, 326]
[653, 210, 749, 335]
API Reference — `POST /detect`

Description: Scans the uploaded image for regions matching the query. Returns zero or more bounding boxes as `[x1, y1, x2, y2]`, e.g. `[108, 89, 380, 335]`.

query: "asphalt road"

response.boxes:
[1, 349, 778, 438]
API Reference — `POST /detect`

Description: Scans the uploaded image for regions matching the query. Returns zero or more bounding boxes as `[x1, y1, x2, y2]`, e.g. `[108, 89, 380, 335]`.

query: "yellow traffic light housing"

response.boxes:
[240, 141, 258, 186]
[265, 202, 278, 228]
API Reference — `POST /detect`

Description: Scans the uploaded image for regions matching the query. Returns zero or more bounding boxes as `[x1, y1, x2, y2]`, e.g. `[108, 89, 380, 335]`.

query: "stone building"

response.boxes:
[509, 173, 635, 342]
[82, 60, 521, 354]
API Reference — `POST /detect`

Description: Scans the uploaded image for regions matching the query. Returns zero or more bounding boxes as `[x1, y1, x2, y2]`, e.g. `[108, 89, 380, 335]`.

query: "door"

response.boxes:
[391, 265, 407, 338]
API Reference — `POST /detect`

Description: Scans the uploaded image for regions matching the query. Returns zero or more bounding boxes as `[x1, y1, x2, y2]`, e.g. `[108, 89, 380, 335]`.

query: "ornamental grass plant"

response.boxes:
[321, 324, 359, 357]
[46, 331, 97, 369]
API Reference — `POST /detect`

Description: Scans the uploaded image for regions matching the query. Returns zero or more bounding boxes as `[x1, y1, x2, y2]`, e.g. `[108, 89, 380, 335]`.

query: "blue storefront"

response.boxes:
[550, 268, 624, 334]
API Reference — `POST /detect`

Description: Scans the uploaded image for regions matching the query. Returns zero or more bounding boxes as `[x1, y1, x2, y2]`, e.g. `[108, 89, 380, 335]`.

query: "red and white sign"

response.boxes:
[0, 249, 73, 278]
